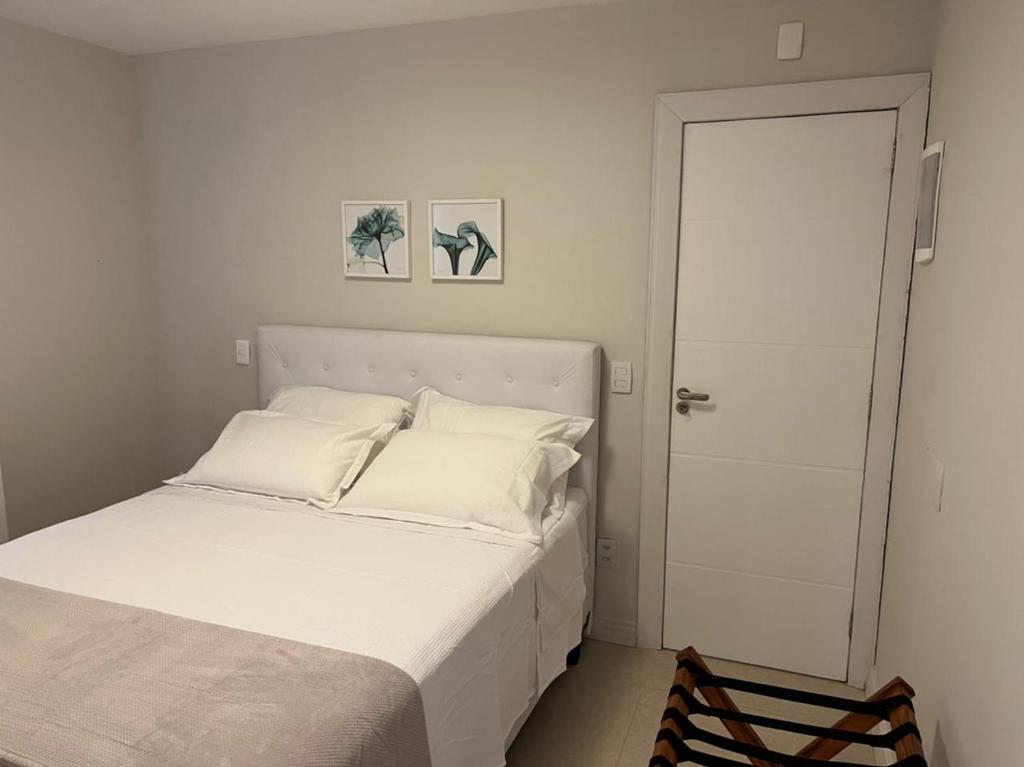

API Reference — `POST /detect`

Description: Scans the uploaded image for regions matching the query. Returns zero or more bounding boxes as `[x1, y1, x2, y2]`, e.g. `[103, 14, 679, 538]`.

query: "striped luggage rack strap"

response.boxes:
[650, 647, 927, 767]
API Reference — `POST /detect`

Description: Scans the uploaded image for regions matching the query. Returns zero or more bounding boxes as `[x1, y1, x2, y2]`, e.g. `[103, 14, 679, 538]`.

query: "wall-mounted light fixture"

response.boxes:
[914, 141, 945, 264]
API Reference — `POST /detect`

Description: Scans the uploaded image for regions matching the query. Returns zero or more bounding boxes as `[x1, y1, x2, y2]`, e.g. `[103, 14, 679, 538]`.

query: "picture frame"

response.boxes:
[342, 200, 410, 280]
[428, 198, 503, 281]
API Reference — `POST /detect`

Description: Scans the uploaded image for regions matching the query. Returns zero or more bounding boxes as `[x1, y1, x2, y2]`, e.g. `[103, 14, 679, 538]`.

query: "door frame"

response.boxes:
[636, 73, 930, 686]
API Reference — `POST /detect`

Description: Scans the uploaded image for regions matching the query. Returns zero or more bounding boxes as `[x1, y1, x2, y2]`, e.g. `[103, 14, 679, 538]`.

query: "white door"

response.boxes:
[662, 110, 898, 680]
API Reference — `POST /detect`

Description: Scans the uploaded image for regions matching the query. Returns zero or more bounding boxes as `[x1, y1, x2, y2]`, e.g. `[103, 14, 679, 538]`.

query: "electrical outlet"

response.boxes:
[596, 537, 617, 569]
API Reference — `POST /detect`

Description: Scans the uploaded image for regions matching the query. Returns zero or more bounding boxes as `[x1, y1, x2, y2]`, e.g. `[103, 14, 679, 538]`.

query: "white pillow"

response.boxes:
[547, 474, 570, 519]
[268, 385, 411, 427]
[337, 431, 580, 543]
[411, 388, 593, 446]
[167, 410, 396, 508]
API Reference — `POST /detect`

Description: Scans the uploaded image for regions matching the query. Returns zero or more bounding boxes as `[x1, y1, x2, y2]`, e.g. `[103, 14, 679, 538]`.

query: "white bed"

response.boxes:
[0, 325, 601, 767]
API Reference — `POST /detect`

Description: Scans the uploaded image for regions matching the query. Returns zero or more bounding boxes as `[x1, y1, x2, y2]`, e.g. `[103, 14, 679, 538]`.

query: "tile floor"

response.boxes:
[506, 640, 877, 767]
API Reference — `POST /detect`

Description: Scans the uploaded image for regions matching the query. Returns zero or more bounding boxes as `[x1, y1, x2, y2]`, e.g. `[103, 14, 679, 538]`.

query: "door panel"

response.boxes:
[680, 113, 897, 222]
[664, 562, 853, 681]
[663, 110, 897, 679]
[670, 341, 875, 469]
[666, 454, 861, 586]
[677, 219, 890, 348]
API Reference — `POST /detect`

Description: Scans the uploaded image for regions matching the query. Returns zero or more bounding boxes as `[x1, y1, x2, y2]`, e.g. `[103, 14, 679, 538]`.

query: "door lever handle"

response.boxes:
[675, 387, 710, 415]
[676, 387, 710, 402]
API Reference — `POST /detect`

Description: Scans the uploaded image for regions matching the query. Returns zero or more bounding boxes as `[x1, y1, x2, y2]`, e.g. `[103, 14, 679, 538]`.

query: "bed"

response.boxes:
[0, 325, 601, 767]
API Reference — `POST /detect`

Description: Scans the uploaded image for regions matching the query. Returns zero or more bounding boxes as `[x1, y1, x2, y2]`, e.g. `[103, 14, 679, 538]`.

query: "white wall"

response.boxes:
[136, 0, 936, 640]
[0, 18, 162, 537]
[875, 1, 1023, 764]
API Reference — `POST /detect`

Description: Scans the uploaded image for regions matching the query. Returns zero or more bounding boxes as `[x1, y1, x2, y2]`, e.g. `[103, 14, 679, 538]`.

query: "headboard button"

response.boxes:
[410, 371, 417, 378]
[553, 380, 561, 388]
[506, 376, 514, 384]
[455, 373, 463, 381]
[322, 363, 330, 372]
[368, 366, 375, 373]
[282, 361, 289, 369]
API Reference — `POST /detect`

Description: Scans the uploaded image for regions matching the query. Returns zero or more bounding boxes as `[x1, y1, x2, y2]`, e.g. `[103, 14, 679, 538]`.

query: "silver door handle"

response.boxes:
[675, 387, 710, 415]
[676, 387, 710, 402]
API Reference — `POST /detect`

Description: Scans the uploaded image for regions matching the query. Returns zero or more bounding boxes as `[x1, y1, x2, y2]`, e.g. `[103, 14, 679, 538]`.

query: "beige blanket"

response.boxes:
[0, 577, 431, 767]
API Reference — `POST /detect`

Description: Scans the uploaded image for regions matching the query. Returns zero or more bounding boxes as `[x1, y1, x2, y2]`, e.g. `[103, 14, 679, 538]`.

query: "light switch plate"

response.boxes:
[610, 361, 633, 394]
[932, 458, 945, 513]
[0, 462, 8, 544]
[235, 339, 251, 366]
[777, 21, 804, 60]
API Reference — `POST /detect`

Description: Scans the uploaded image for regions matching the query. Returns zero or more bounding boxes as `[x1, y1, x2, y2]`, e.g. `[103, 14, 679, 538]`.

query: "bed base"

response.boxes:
[566, 643, 582, 666]
[567, 613, 590, 666]
[650, 647, 926, 767]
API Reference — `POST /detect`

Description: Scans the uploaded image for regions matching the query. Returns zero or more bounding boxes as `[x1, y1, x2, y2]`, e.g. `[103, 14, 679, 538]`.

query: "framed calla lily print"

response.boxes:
[429, 198, 503, 281]
[343, 200, 410, 279]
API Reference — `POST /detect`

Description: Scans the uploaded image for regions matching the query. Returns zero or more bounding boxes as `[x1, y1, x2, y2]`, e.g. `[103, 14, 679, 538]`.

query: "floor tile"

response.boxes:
[505, 650, 644, 766]
[509, 640, 885, 766]
[617, 687, 672, 766]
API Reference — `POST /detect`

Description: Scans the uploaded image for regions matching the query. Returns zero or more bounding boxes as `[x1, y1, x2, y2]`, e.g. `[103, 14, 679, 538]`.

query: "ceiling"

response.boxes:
[0, 0, 600, 54]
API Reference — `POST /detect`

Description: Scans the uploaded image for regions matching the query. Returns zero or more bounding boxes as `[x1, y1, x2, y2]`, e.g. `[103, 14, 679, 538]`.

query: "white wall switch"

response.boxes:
[610, 361, 633, 394]
[0, 462, 9, 544]
[777, 21, 804, 60]
[932, 458, 946, 513]
[235, 339, 251, 366]
[596, 537, 617, 569]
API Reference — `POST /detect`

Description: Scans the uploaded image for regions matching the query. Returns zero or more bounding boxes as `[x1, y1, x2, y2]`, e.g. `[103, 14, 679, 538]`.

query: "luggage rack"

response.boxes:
[650, 647, 927, 767]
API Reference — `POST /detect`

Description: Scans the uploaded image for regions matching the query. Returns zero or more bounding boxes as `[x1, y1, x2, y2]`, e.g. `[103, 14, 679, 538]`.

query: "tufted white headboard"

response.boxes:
[257, 325, 601, 621]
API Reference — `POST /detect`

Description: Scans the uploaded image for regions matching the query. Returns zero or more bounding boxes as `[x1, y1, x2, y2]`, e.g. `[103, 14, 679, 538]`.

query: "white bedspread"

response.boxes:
[0, 485, 588, 767]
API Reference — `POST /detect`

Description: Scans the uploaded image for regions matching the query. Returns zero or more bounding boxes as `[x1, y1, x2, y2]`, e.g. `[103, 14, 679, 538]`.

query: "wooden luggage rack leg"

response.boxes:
[650, 647, 927, 767]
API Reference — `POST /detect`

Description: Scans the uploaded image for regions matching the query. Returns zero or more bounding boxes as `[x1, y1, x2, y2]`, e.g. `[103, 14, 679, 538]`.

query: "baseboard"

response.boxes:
[865, 666, 897, 766]
[865, 664, 881, 698]
[588, 615, 637, 646]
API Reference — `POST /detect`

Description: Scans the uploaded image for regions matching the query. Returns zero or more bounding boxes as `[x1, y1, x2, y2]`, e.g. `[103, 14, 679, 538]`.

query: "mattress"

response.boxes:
[0, 485, 588, 767]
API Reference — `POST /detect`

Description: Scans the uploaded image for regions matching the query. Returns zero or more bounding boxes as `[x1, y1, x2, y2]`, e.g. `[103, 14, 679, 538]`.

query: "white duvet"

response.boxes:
[0, 485, 588, 767]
